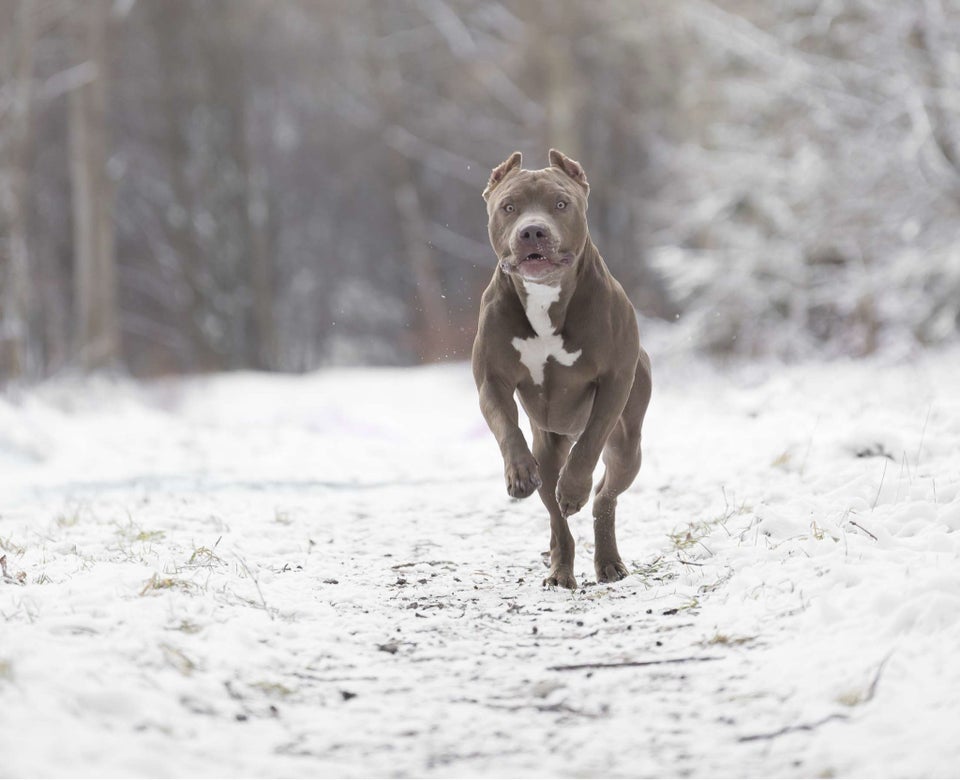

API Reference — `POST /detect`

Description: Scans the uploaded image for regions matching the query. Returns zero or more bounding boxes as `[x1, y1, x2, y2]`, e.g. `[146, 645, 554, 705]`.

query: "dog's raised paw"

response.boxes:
[595, 559, 629, 583]
[505, 454, 541, 499]
[543, 566, 578, 590]
[556, 490, 587, 518]
[555, 468, 591, 517]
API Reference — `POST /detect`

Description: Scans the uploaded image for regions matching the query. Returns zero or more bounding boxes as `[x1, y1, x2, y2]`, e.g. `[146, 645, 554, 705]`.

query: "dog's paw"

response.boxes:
[595, 558, 629, 583]
[504, 453, 541, 499]
[556, 468, 591, 518]
[543, 565, 578, 590]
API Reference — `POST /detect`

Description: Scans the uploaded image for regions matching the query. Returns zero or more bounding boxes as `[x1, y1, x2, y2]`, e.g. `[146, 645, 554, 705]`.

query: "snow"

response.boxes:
[2, 346, 960, 777]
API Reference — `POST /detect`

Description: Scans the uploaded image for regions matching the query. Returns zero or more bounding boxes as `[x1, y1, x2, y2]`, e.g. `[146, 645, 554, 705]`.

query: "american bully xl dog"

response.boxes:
[472, 149, 652, 589]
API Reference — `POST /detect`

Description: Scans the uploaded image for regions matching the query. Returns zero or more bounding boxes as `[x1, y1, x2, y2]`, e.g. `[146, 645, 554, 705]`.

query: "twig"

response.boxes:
[738, 713, 848, 742]
[237, 556, 274, 621]
[916, 404, 932, 467]
[292, 672, 378, 683]
[391, 560, 456, 570]
[864, 652, 893, 703]
[871, 459, 888, 510]
[848, 520, 878, 542]
[484, 701, 604, 718]
[548, 656, 722, 672]
[456, 698, 605, 718]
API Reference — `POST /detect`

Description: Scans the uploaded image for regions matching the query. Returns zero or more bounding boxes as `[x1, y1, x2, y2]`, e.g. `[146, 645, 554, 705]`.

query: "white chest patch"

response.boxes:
[511, 281, 582, 386]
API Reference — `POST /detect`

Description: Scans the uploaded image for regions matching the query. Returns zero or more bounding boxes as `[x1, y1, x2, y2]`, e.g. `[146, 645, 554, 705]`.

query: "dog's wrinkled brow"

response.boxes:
[497, 175, 576, 205]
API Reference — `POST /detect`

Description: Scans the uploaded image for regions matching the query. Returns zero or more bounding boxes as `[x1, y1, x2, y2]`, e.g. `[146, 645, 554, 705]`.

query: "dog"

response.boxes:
[472, 149, 652, 589]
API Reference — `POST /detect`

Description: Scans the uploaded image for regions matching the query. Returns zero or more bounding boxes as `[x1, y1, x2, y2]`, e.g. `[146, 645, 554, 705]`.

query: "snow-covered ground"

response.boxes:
[2, 345, 959, 777]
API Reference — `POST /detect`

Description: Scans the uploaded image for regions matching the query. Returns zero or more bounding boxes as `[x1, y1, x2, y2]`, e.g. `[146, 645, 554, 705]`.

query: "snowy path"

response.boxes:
[2, 350, 959, 777]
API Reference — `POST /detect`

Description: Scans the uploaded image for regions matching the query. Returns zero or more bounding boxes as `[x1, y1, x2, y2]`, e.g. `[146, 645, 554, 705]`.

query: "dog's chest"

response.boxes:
[511, 281, 581, 386]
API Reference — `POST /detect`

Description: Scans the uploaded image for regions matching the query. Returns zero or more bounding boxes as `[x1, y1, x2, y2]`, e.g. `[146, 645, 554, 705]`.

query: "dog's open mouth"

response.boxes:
[519, 251, 573, 271]
[517, 253, 557, 277]
[501, 250, 573, 278]
[521, 251, 562, 267]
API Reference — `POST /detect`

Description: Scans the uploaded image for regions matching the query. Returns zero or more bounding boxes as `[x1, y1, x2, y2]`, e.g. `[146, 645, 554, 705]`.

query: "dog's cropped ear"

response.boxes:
[548, 149, 589, 194]
[482, 151, 522, 201]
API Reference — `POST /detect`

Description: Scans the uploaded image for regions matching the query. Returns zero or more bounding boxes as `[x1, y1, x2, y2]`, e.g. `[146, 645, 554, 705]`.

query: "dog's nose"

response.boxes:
[518, 223, 550, 242]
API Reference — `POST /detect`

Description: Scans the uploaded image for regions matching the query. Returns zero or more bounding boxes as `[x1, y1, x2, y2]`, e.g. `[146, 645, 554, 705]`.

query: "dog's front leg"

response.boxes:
[556, 369, 634, 517]
[532, 428, 578, 589]
[476, 374, 541, 498]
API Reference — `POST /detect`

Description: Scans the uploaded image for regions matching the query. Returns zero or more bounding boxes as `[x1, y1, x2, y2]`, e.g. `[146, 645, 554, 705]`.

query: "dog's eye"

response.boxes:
[503, 203, 515, 214]
[556, 200, 567, 210]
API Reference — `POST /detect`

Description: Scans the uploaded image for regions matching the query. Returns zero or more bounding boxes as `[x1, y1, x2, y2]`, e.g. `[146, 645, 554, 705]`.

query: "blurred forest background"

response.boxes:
[1, 0, 959, 380]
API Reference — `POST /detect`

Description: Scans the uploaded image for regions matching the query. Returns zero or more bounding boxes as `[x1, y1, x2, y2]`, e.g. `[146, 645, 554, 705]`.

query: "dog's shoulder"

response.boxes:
[472, 276, 525, 376]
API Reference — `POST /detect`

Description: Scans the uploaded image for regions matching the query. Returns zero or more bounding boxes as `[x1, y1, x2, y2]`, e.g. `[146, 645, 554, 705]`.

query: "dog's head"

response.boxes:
[482, 149, 590, 285]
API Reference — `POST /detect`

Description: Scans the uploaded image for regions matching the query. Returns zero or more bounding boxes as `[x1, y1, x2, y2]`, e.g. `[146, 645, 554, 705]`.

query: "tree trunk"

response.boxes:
[226, 57, 275, 371]
[372, 4, 451, 363]
[0, 1, 37, 382]
[70, 0, 119, 371]
[392, 167, 450, 362]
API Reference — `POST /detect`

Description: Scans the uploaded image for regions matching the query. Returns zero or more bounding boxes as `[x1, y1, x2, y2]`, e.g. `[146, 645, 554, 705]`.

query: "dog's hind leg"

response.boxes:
[593, 351, 652, 583]
[532, 427, 577, 589]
